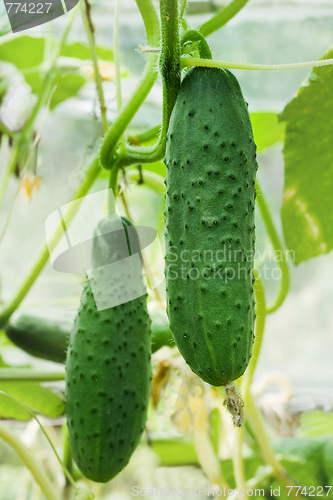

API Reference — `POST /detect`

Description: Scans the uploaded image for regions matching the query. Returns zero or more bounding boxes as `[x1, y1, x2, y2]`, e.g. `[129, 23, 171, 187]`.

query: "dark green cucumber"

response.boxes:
[4, 309, 74, 363]
[66, 216, 151, 483]
[164, 66, 257, 386]
[4, 308, 171, 364]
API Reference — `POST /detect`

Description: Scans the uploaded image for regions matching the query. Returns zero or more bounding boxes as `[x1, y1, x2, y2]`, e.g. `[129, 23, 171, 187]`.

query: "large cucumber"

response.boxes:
[164, 66, 257, 386]
[4, 308, 171, 364]
[66, 215, 151, 483]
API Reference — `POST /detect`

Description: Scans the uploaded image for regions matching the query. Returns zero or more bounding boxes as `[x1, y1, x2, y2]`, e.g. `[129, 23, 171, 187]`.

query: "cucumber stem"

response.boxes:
[255, 181, 290, 314]
[116, 0, 181, 168]
[199, 0, 250, 38]
[181, 56, 333, 72]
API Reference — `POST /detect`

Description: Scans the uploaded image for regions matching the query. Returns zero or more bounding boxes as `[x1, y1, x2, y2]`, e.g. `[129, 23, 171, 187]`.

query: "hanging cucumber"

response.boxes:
[66, 215, 152, 483]
[164, 65, 257, 387]
[4, 309, 74, 364]
[4, 307, 172, 364]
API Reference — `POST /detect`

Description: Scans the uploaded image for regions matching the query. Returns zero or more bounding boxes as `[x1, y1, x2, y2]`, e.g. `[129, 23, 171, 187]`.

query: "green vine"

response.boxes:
[0, 423, 61, 500]
[199, 0, 250, 37]
[181, 55, 333, 71]
[255, 181, 290, 313]
[106, 0, 181, 170]
[181, 29, 212, 60]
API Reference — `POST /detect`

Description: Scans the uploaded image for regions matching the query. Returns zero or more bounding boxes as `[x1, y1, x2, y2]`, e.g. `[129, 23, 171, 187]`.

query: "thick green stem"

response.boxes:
[0, 423, 61, 500]
[80, 0, 108, 131]
[199, 0, 250, 37]
[135, 0, 160, 47]
[0, 369, 65, 381]
[255, 181, 290, 314]
[115, 0, 181, 168]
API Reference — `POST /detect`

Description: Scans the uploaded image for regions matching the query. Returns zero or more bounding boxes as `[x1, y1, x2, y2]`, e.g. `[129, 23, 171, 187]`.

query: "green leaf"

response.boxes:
[152, 439, 198, 465]
[300, 410, 333, 438]
[23, 72, 86, 109]
[50, 74, 87, 109]
[0, 383, 65, 421]
[210, 407, 219, 455]
[0, 36, 44, 69]
[61, 42, 113, 61]
[279, 48, 333, 264]
[24, 72, 42, 96]
[250, 112, 285, 153]
[274, 438, 325, 487]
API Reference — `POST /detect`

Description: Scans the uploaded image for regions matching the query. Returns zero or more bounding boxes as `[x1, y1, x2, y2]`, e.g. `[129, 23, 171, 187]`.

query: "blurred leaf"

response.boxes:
[142, 161, 166, 177]
[50, 73, 86, 109]
[61, 42, 113, 61]
[279, 47, 333, 264]
[152, 439, 198, 465]
[250, 112, 285, 152]
[275, 438, 325, 487]
[24, 72, 42, 96]
[323, 440, 333, 487]
[210, 407, 219, 455]
[0, 36, 44, 69]
[0, 382, 65, 420]
[300, 410, 333, 437]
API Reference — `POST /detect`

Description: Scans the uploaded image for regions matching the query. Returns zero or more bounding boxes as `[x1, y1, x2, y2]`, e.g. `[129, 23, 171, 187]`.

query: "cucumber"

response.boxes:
[4, 309, 74, 364]
[164, 66, 257, 386]
[4, 308, 171, 364]
[66, 215, 152, 483]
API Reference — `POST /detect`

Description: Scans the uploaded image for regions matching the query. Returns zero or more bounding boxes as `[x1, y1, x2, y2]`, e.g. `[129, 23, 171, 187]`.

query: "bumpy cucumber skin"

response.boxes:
[66, 216, 151, 483]
[5, 309, 73, 363]
[165, 66, 257, 386]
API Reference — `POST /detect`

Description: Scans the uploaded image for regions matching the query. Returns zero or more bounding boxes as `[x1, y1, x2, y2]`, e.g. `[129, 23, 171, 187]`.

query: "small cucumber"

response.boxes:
[4, 309, 74, 363]
[4, 307, 171, 364]
[66, 215, 152, 483]
[164, 66, 257, 386]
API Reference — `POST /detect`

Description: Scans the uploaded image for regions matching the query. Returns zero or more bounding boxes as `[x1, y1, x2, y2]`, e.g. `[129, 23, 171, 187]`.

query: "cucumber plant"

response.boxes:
[0, 0, 331, 498]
